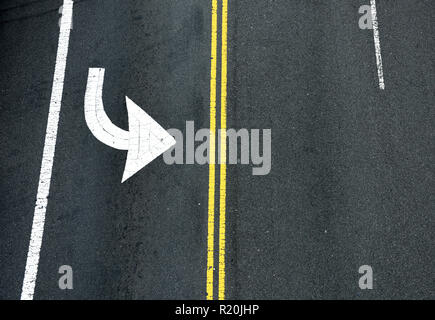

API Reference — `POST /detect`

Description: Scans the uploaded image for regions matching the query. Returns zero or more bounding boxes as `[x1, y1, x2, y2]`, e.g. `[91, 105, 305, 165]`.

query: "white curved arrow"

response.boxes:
[84, 68, 176, 183]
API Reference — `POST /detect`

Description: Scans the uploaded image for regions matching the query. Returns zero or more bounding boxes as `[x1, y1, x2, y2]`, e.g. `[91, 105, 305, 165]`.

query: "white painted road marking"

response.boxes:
[84, 68, 176, 182]
[84, 68, 129, 149]
[370, 0, 385, 90]
[21, 0, 74, 301]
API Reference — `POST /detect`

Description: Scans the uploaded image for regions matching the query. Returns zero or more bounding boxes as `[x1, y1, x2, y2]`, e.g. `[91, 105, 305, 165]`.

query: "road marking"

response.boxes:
[206, 0, 218, 301]
[84, 68, 175, 182]
[370, 0, 385, 90]
[21, 0, 74, 300]
[218, 0, 228, 301]
[85, 69, 129, 149]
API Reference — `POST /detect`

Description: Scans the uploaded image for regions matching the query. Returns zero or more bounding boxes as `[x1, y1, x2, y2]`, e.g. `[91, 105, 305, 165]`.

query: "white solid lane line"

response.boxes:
[370, 0, 385, 90]
[21, 0, 74, 300]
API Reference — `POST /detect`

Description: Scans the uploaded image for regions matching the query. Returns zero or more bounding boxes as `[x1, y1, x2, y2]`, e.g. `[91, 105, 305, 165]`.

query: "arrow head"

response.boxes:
[122, 97, 176, 183]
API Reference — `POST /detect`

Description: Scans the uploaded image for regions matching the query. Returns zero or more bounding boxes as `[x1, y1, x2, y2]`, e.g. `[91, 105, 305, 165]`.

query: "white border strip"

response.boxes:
[370, 0, 385, 90]
[21, 0, 74, 300]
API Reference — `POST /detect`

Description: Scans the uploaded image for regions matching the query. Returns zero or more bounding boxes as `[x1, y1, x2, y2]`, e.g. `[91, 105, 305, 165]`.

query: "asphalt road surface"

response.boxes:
[0, 0, 434, 300]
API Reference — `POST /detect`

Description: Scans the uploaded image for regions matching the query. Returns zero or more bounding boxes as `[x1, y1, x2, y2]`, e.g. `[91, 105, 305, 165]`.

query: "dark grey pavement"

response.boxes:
[0, 0, 434, 300]
[225, 0, 435, 300]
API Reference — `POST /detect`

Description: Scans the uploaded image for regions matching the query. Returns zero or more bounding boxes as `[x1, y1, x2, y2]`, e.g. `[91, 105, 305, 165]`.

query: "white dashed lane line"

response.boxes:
[370, 0, 385, 90]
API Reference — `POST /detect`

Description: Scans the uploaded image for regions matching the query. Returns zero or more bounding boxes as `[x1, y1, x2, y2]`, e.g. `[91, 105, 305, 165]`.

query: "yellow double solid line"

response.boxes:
[206, 0, 228, 301]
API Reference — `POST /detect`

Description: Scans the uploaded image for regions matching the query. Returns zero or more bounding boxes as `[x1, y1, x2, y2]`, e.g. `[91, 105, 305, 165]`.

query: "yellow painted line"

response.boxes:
[218, 0, 228, 301]
[206, 0, 218, 301]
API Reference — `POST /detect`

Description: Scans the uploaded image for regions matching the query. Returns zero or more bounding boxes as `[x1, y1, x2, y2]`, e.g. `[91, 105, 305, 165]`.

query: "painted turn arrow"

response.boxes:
[84, 68, 176, 183]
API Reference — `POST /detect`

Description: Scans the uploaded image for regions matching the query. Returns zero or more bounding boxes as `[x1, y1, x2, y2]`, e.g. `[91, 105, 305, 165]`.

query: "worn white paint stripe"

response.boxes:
[370, 0, 385, 90]
[21, 0, 74, 300]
